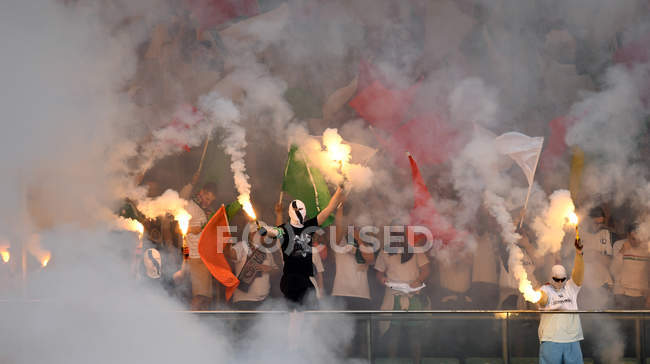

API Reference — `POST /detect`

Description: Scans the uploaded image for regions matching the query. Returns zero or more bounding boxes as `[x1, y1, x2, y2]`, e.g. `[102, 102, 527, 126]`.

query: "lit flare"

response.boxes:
[567, 211, 579, 240]
[41, 253, 51, 267]
[175, 210, 192, 236]
[567, 212, 578, 226]
[240, 198, 257, 220]
[323, 130, 351, 170]
[520, 280, 542, 303]
[0, 250, 9, 263]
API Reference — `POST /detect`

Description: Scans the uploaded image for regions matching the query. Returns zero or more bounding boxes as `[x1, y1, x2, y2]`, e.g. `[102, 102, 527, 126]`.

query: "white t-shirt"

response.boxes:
[439, 256, 472, 294]
[231, 242, 276, 303]
[332, 245, 371, 299]
[580, 227, 614, 288]
[375, 251, 429, 284]
[375, 252, 430, 311]
[612, 239, 625, 295]
[538, 279, 583, 343]
[185, 200, 207, 259]
[619, 242, 649, 297]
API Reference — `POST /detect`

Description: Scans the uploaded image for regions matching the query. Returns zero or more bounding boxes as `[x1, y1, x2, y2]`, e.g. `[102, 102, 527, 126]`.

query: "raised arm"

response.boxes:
[180, 172, 200, 200]
[317, 185, 344, 226]
[572, 238, 584, 286]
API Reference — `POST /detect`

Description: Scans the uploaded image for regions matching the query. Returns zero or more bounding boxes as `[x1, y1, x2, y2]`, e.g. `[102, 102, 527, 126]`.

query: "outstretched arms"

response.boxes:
[572, 238, 584, 286]
[317, 185, 345, 226]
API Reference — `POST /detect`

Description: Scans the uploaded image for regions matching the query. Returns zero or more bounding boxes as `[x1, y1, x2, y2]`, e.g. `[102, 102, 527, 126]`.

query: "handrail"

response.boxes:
[188, 310, 650, 314]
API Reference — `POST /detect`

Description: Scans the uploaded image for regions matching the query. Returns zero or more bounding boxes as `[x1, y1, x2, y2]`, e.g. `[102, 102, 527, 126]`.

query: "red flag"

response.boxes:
[539, 115, 577, 171]
[394, 114, 462, 165]
[369, 114, 462, 168]
[185, 0, 259, 29]
[349, 80, 419, 132]
[198, 205, 239, 300]
[407, 154, 458, 246]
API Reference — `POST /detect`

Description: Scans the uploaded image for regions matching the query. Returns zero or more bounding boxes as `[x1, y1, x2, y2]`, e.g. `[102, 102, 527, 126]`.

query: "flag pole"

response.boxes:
[519, 142, 544, 229]
[278, 144, 291, 206]
[196, 135, 210, 175]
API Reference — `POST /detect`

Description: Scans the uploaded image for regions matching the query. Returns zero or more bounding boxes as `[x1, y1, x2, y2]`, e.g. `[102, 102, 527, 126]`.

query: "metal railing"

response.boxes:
[192, 310, 650, 364]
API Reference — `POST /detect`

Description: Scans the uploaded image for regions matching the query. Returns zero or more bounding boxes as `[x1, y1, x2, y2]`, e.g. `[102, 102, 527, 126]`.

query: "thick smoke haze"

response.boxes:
[2, 0, 650, 363]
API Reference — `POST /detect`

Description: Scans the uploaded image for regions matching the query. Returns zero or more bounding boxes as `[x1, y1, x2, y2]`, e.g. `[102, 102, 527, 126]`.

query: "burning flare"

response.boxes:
[116, 217, 144, 236]
[1, 249, 9, 263]
[175, 210, 192, 236]
[26, 234, 51, 269]
[567, 212, 578, 226]
[41, 253, 51, 267]
[323, 128, 351, 170]
[240, 198, 257, 220]
[520, 278, 542, 303]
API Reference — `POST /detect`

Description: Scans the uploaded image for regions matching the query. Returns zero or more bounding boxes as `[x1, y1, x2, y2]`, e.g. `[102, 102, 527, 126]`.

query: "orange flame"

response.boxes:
[175, 210, 191, 236]
[41, 253, 51, 267]
[520, 281, 542, 303]
[323, 130, 351, 169]
[568, 212, 579, 226]
[1, 250, 9, 263]
[240, 199, 257, 220]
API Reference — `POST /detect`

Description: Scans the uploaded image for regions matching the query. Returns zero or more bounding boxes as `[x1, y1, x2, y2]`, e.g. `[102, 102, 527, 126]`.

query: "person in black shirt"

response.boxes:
[264, 185, 345, 309]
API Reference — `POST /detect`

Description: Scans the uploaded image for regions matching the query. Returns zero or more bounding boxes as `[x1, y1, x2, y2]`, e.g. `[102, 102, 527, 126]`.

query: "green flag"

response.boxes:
[281, 145, 333, 226]
[225, 200, 242, 221]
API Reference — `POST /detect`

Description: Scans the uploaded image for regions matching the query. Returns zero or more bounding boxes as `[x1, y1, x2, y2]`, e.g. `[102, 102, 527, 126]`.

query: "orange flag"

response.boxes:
[198, 204, 239, 300]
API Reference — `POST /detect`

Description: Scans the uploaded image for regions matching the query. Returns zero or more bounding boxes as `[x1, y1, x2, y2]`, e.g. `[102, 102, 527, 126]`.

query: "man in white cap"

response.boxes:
[537, 238, 585, 364]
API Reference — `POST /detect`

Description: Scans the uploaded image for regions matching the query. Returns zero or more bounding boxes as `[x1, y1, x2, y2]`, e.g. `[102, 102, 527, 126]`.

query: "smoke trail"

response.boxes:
[197, 93, 253, 208]
[137, 105, 218, 174]
[484, 190, 541, 302]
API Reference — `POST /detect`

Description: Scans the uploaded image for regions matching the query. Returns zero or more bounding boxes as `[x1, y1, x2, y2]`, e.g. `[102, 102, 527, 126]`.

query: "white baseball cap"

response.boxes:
[551, 264, 567, 279]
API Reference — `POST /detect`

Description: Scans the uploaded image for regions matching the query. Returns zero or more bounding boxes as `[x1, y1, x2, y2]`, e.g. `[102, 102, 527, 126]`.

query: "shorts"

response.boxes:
[189, 258, 213, 298]
[280, 273, 315, 310]
[539, 341, 583, 364]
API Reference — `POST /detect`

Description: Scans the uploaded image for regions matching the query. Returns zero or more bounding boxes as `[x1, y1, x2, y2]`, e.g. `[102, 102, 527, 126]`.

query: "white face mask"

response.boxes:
[289, 200, 307, 228]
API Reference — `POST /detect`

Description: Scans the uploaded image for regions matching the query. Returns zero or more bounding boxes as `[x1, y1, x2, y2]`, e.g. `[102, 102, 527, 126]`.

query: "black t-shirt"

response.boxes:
[277, 217, 320, 278]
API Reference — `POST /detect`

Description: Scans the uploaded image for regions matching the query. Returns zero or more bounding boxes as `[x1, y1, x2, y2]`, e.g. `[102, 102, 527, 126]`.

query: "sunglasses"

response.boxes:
[552, 277, 567, 283]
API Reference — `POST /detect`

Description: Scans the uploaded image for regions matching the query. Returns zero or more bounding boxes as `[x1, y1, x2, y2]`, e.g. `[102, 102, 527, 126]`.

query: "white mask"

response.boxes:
[289, 200, 307, 228]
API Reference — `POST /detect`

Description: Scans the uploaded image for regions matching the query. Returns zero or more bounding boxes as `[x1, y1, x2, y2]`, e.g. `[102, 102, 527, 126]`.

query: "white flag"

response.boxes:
[494, 132, 544, 186]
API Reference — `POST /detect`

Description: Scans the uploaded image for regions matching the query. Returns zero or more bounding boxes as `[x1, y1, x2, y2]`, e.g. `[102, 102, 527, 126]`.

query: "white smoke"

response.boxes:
[135, 189, 189, 219]
[292, 128, 374, 192]
[197, 93, 252, 205]
[137, 105, 218, 174]
[449, 78, 500, 127]
[484, 191, 521, 245]
[532, 190, 576, 255]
